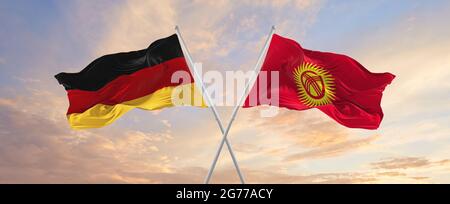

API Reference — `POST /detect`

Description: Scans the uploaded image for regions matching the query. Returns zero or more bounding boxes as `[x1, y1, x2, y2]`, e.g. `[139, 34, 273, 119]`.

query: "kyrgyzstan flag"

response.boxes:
[244, 34, 395, 129]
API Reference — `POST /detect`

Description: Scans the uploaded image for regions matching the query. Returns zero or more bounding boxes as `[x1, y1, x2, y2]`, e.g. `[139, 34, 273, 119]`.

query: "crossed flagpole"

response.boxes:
[175, 26, 275, 184]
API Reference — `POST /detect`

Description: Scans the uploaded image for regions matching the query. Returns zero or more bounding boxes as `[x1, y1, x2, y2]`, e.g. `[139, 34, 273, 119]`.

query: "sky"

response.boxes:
[0, 0, 450, 183]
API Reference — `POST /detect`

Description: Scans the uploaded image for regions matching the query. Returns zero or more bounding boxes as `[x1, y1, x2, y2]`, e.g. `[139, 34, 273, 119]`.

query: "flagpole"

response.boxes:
[204, 26, 276, 184]
[175, 26, 245, 184]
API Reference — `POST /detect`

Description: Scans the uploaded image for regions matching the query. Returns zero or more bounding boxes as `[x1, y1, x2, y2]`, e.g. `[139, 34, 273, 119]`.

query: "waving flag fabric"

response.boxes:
[244, 34, 395, 129]
[55, 34, 205, 129]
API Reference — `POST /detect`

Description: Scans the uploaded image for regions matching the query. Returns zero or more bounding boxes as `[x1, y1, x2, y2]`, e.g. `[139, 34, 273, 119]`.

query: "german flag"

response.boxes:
[55, 34, 205, 129]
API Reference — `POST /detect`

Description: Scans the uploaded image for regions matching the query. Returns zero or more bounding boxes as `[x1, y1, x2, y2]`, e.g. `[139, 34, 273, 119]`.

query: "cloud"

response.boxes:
[0, 90, 180, 183]
[284, 135, 379, 161]
[161, 120, 172, 128]
[376, 172, 407, 177]
[231, 108, 379, 162]
[13, 76, 41, 83]
[371, 157, 450, 170]
[207, 166, 436, 184]
[233, 143, 263, 154]
[253, 109, 350, 148]
[89, 0, 177, 54]
[242, 0, 321, 11]
[410, 176, 429, 181]
[211, 167, 378, 184]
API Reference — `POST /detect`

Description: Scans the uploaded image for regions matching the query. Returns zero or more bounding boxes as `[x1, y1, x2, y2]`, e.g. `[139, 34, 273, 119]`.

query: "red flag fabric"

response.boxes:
[243, 34, 395, 129]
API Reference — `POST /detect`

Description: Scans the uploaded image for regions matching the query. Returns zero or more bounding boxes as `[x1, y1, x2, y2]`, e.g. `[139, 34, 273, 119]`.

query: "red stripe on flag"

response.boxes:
[65, 57, 192, 114]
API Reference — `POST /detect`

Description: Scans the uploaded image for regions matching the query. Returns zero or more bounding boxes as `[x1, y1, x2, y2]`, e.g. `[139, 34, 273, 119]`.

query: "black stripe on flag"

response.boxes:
[55, 34, 184, 91]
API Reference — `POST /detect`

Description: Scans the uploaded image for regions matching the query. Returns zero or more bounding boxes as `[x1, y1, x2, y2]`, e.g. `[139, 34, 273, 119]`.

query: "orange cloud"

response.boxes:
[284, 135, 379, 162]
[371, 157, 450, 170]
[210, 168, 378, 184]
[0, 90, 181, 183]
[376, 172, 407, 177]
[243, 108, 351, 148]
[233, 108, 379, 162]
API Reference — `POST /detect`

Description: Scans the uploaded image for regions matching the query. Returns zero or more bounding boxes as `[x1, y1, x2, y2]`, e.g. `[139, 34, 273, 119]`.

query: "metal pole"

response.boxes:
[203, 26, 276, 184]
[175, 26, 245, 184]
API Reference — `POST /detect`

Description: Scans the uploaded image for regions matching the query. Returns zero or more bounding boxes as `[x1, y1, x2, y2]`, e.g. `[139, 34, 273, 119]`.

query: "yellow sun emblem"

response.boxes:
[293, 62, 336, 107]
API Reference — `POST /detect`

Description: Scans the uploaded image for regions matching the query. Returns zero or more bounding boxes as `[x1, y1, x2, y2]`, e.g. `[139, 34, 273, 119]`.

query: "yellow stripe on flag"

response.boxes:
[67, 83, 206, 129]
